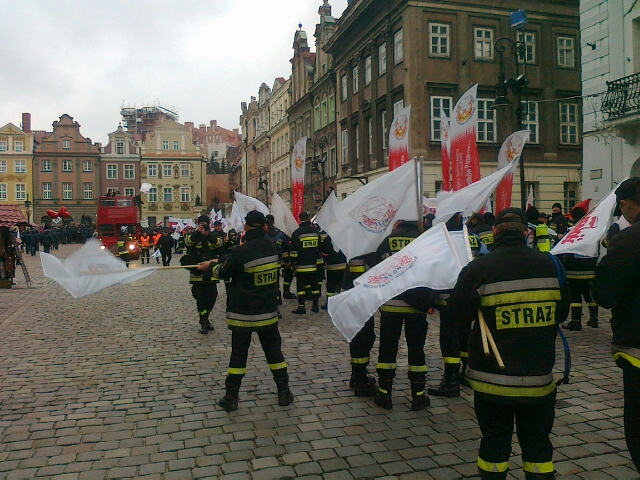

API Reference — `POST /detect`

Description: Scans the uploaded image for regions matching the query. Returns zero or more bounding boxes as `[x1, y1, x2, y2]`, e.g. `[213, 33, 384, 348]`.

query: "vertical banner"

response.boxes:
[494, 130, 530, 214]
[388, 105, 412, 171]
[526, 184, 534, 210]
[450, 84, 480, 191]
[291, 136, 308, 221]
[440, 108, 452, 192]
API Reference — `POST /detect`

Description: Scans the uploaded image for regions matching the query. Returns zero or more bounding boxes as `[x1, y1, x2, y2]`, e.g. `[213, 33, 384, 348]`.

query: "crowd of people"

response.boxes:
[17, 224, 96, 256]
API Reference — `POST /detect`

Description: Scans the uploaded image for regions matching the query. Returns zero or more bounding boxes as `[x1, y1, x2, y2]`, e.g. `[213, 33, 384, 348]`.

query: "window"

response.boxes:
[124, 164, 135, 179]
[181, 164, 190, 178]
[328, 94, 335, 123]
[0, 184, 5, 200]
[15, 160, 26, 173]
[477, 99, 496, 143]
[354, 124, 360, 161]
[379, 43, 387, 75]
[521, 101, 539, 144]
[63, 183, 73, 200]
[365, 56, 372, 85]
[163, 164, 172, 177]
[314, 103, 321, 131]
[62, 160, 72, 172]
[148, 163, 157, 177]
[393, 100, 404, 119]
[474, 28, 494, 60]
[81, 160, 92, 172]
[148, 187, 158, 202]
[560, 103, 579, 145]
[124, 187, 134, 197]
[83, 183, 93, 200]
[430, 23, 450, 57]
[0, 141, 6, 152]
[181, 187, 191, 203]
[322, 100, 328, 128]
[107, 164, 117, 179]
[352, 66, 359, 93]
[430, 96, 453, 141]
[557, 36, 575, 68]
[381, 110, 388, 158]
[341, 74, 348, 101]
[42, 183, 52, 200]
[330, 147, 337, 177]
[14, 141, 23, 152]
[367, 117, 373, 160]
[564, 182, 578, 212]
[62, 140, 70, 149]
[163, 140, 169, 150]
[163, 187, 173, 203]
[517, 31, 536, 63]
[393, 29, 404, 64]
[116, 141, 124, 155]
[341, 128, 349, 165]
[42, 160, 51, 172]
[15, 184, 26, 201]
[173, 141, 180, 150]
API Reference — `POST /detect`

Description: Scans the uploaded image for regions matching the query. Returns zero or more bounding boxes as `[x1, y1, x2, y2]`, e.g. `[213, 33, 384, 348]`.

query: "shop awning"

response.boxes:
[0, 205, 27, 227]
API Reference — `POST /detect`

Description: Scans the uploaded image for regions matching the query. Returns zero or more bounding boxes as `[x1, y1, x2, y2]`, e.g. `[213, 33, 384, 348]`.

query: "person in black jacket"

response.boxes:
[198, 211, 293, 412]
[449, 208, 569, 480]
[321, 234, 346, 308]
[290, 212, 321, 314]
[592, 177, 640, 473]
[158, 230, 175, 266]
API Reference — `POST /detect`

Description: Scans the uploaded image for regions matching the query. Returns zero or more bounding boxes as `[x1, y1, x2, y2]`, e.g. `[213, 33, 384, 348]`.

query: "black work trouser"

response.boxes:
[377, 312, 427, 383]
[140, 248, 150, 262]
[227, 327, 287, 385]
[161, 250, 172, 266]
[622, 363, 640, 472]
[475, 392, 555, 477]
[568, 278, 598, 321]
[349, 317, 376, 378]
[191, 282, 218, 317]
[282, 264, 294, 290]
[325, 268, 344, 298]
[437, 305, 470, 364]
[296, 270, 319, 304]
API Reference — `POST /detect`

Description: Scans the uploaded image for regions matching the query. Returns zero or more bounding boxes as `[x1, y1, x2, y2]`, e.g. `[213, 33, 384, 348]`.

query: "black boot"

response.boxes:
[283, 289, 296, 299]
[198, 316, 209, 335]
[479, 470, 508, 479]
[587, 307, 598, 328]
[373, 379, 393, 410]
[291, 304, 306, 314]
[274, 375, 294, 406]
[524, 473, 555, 480]
[410, 381, 430, 411]
[205, 318, 214, 331]
[311, 299, 319, 313]
[562, 320, 582, 331]
[427, 363, 461, 397]
[350, 364, 377, 396]
[218, 380, 240, 412]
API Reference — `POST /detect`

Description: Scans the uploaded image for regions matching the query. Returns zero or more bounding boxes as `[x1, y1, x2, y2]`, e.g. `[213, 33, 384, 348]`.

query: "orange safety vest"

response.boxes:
[141, 235, 151, 248]
[153, 233, 161, 245]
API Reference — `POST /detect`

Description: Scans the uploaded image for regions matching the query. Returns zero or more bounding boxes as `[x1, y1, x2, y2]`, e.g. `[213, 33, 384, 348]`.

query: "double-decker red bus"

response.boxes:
[97, 195, 141, 259]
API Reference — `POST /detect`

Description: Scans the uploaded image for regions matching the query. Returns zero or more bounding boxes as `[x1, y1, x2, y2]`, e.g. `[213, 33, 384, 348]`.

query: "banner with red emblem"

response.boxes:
[441, 108, 452, 192]
[450, 84, 480, 191]
[290, 136, 307, 221]
[388, 105, 412, 171]
[494, 130, 530, 213]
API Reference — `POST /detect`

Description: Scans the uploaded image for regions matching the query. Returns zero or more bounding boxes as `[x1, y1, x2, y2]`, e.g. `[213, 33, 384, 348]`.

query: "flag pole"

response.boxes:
[78, 264, 214, 275]
[414, 157, 424, 233]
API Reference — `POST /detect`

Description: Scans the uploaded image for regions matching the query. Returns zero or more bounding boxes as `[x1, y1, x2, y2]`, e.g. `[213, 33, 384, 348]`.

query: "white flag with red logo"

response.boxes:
[326, 160, 418, 262]
[551, 184, 621, 258]
[450, 84, 480, 191]
[234, 191, 269, 218]
[270, 192, 298, 237]
[441, 109, 452, 191]
[328, 224, 471, 342]
[494, 130, 530, 213]
[388, 105, 412, 171]
[291, 137, 307, 221]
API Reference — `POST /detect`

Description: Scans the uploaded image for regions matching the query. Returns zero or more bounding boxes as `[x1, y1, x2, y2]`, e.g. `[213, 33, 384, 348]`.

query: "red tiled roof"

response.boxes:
[0, 205, 27, 227]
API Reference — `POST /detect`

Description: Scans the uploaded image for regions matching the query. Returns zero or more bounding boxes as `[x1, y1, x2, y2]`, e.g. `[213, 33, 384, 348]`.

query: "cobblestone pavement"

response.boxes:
[0, 244, 638, 479]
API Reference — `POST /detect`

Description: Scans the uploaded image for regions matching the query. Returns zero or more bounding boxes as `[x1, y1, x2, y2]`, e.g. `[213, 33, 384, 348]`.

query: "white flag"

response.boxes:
[527, 185, 534, 210]
[434, 159, 519, 225]
[229, 202, 245, 232]
[140, 183, 153, 194]
[234, 191, 269, 217]
[41, 239, 157, 298]
[315, 191, 339, 232]
[551, 183, 622, 258]
[328, 224, 472, 342]
[326, 160, 418, 262]
[270, 192, 298, 237]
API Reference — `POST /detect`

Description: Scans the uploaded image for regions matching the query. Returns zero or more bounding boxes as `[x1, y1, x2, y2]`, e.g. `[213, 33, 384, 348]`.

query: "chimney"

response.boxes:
[233, 128, 239, 136]
[21, 113, 32, 133]
[185, 121, 194, 131]
[212, 120, 217, 128]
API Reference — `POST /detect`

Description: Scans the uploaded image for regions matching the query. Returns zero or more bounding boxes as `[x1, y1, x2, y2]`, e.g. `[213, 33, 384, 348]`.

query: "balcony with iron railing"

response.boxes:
[602, 72, 640, 120]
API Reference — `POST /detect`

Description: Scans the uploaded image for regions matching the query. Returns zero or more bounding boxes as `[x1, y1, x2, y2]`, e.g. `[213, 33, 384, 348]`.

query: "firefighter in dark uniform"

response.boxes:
[321, 234, 346, 308]
[315, 227, 328, 304]
[185, 216, 223, 335]
[290, 212, 321, 314]
[559, 207, 599, 331]
[449, 208, 569, 479]
[197, 211, 294, 412]
[472, 212, 496, 249]
[592, 177, 640, 473]
[265, 214, 290, 306]
[370, 220, 429, 411]
[117, 229, 131, 267]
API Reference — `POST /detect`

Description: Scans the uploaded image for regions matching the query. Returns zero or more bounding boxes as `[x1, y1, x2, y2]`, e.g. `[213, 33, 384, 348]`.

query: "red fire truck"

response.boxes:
[97, 195, 141, 259]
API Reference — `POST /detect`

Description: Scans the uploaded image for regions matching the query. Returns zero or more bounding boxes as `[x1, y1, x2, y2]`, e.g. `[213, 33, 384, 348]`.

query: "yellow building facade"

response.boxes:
[0, 123, 34, 222]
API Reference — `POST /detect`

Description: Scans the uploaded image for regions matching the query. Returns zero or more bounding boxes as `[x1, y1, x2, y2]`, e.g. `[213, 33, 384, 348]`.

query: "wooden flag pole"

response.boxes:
[478, 309, 505, 369]
[78, 263, 217, 275]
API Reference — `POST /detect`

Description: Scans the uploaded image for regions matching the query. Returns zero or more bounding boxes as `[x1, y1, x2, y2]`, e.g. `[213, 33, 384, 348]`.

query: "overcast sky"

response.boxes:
[1, 0, 348, 145]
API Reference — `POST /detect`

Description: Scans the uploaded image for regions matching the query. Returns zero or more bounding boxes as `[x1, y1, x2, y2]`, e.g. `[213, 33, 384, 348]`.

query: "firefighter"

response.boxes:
[184, 217, 223, 335]
[472, 212, 496, 249]
[592, 177, 640, 473]
[449, 208, 569, 479]
[197, 210, 294, 412]
[116, 229, 131, 267]
[321, 234, 346, 308]
[290, 212, 321, 314]
[264, 215, 289, 306]
[549, 203, 569, 239]
[370, 220, 429, 411]
[140, 230, 152, 264]
[559, 207, 599, 331]
[152, 230, 162, 264]
[526, 206, 554, 252]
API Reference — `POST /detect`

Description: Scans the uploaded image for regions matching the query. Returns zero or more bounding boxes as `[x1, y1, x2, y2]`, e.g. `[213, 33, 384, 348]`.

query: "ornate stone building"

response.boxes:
[268, 77, 292, 207]
[0, 114, 34, 222]
[100, 125, 141, 198]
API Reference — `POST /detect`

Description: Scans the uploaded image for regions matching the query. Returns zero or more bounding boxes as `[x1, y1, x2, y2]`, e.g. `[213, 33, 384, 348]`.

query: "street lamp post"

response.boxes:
[311, 139, 328, 204]
[257, 166, 269, 208]
[24, 194, 31, 224]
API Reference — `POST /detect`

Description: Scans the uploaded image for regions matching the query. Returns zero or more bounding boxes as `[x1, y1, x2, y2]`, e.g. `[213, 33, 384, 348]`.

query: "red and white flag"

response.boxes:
[494, 130, 530, 213]
[440, 109, 452, 192]
[526, 184, 535, 210]
[291, 137, 307, 221]
[450, 84, 480, 191]
[388, 105, 412, 171]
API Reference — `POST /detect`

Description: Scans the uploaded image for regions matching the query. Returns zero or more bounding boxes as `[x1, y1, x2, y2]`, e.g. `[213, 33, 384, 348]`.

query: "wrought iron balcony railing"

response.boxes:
[602, 72, 640, 120]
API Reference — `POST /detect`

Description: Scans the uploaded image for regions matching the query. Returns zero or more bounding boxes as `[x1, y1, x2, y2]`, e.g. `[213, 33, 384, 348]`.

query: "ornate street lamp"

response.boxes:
[24, 194, 31, 224]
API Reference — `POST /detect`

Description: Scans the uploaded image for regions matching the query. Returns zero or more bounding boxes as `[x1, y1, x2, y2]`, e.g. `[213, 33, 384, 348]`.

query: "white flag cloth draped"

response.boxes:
[41, 239, 157, 298]
[270, 192, 298, 237]
[229, 202, 245, 232]
[551, 183, 622, 258]
[234, 191, 269, 217]
[315, 191, 339, 233]
[328, 224, 472, 342]
[140, 183, 153, 194]
[325, 160, 419, 261]
[434, 158, 519, 225]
